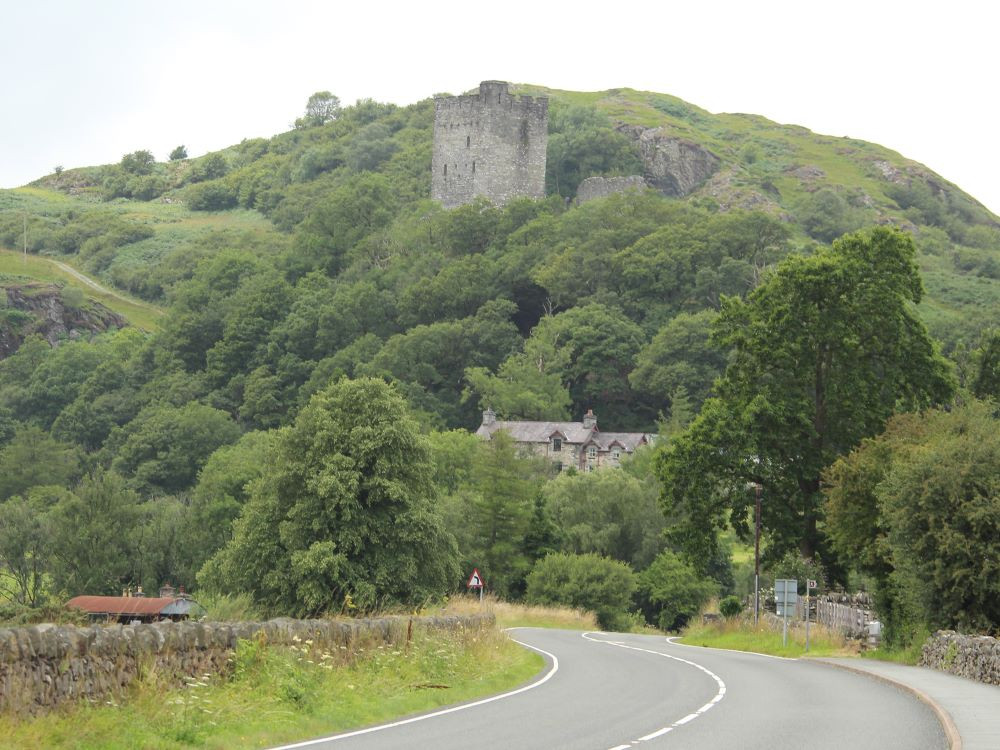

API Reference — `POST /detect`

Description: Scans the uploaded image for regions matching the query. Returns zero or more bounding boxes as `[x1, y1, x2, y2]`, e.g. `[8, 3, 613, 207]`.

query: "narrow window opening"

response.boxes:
[466, 135, 470, 148]
[443, 164, 447, 176]
[472, 161, 476, 173]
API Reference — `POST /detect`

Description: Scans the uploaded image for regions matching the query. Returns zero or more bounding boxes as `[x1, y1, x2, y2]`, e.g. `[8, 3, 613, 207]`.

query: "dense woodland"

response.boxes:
[0, 87, 998, 639]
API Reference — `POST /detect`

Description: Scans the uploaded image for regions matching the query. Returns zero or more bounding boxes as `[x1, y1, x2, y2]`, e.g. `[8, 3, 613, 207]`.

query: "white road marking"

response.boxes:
[267, 633, 559, 749]
[637, 726, 672, 741]
[584, 632, 727, 748]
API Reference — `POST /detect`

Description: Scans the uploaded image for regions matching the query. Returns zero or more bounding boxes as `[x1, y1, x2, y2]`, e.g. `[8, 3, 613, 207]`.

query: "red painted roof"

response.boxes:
[66, 596, 179, 616]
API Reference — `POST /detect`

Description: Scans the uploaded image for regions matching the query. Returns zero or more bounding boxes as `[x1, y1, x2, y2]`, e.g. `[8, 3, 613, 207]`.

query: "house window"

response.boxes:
[552, 437, 562, 453]
[611, 448, 621, 461]
[553, 462, 563, 473]
[587, 445, 597, 460]
[466, 135, 471, 147]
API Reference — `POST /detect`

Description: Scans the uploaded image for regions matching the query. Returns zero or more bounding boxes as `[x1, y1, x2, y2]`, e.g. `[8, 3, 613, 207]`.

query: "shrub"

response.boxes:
[525, 552, 636, 631]
[768, 551, 827, 594]
[719, 595, 742, 618]
[637, 550, 718, 631]
[59, 285, 85, 310]
[186, 181, 238, 211]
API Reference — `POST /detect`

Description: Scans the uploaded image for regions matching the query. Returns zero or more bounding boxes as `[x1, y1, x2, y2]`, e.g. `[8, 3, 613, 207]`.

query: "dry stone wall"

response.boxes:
[920, 630, 1000, 686]
[0, 613, 494, 714]
[575, 175, 647, 204]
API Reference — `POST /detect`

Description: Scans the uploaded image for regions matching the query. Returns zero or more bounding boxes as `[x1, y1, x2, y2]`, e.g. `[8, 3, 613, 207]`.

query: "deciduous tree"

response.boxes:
[200, 378, 459, 615]
[657, 228, 954, 571]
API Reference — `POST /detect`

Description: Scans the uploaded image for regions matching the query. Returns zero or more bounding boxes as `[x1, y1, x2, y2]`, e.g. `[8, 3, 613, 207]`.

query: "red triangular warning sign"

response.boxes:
[467, 568, 484, 588]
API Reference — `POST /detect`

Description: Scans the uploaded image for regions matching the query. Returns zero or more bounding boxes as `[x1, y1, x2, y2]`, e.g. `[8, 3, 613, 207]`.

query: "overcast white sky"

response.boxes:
[3, 1, 997, 214]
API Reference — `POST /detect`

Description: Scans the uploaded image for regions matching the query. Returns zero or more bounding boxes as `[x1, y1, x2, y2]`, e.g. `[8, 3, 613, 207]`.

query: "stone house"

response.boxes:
[475, 408, 654, 471]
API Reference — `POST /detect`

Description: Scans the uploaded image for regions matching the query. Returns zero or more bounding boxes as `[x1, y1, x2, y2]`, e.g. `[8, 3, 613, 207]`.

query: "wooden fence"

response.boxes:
[796, 598, 874, 636]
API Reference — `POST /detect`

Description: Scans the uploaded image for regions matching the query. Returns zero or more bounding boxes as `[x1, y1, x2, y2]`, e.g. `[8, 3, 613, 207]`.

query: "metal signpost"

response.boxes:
[805, 578, 817, 652]
[775, 579, 797, 647]
[753, 484, 762, 625]
[467, 568, 485, 603]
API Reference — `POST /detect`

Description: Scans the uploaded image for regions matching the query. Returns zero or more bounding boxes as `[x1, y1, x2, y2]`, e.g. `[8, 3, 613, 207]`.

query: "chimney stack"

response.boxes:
[583, 409, 597, 430]
[482, 407, 497, 426]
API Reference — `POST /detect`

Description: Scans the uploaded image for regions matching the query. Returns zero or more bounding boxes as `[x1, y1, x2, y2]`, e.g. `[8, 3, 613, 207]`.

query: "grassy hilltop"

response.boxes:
[2, 84, 997, 348]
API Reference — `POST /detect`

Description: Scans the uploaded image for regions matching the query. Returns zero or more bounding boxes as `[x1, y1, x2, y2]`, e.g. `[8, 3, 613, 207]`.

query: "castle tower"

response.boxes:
[432, 81, 548, 209]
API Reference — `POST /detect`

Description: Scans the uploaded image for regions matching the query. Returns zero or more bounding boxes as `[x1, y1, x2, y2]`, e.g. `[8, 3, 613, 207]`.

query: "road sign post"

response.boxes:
[775, 579, 797, 648]
[805, 579, 817, 651]
[467, 568, 485, 603]
[753, 484, 761, 626]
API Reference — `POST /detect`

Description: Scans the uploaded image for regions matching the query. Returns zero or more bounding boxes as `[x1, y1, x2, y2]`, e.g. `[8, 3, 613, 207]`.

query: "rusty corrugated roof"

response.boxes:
[66, 595, 180, 616]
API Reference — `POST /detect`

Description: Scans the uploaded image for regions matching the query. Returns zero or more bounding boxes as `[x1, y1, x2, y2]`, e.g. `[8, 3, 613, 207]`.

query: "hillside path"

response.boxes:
[49, 259, 160, 313]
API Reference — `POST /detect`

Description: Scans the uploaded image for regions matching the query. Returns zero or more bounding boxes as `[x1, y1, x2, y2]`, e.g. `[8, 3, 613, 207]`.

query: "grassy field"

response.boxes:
[679, 615, 855, 659]
[0, 623, 541, 750]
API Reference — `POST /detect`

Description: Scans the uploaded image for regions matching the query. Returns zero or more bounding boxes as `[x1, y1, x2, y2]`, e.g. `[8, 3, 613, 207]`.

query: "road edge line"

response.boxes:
[811, 659, 962, 750]
[266, 630, 558, 749]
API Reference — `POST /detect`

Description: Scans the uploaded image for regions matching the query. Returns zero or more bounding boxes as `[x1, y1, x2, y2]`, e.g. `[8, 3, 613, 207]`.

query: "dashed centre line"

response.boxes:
[581, 632, 727, 748]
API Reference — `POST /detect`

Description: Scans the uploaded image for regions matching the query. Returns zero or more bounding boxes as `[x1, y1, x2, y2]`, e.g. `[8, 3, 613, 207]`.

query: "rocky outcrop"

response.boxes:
[0, 283, 127, 358]
[576, 175, 647, 204]
[699, 167, 787, 216]
[618, 125, 720, 197]
[921, 630, 1000, 686]
[0, 613, 495, 714]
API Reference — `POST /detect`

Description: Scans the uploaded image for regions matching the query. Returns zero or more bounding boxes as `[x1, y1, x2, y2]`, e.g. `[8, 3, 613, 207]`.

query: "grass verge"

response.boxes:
[441, 594, 599, 631]
[678, 615, 855, 658]
[0, 623, 541, 749]
[860, 630, 929, 666]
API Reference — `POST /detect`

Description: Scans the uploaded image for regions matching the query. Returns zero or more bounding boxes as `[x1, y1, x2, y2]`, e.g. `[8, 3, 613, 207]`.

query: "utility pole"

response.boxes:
[754, 483, 762, 625]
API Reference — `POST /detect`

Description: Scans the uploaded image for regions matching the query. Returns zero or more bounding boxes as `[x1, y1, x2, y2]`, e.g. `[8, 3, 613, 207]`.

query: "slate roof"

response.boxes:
[475, 414, 652, 453]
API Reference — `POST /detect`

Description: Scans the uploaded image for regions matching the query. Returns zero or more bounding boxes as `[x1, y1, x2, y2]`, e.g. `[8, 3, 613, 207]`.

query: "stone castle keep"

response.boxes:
[432, 81, 548, 208]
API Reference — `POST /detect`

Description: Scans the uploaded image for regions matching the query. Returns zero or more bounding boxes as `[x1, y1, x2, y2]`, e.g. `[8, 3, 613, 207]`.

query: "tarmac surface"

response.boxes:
[269, 628, 947, 750]
[817, 656, 1000, 749]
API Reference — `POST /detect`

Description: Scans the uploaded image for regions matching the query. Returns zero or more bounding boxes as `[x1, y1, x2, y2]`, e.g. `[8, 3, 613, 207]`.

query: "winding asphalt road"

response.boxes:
[272, 628, 946, 750]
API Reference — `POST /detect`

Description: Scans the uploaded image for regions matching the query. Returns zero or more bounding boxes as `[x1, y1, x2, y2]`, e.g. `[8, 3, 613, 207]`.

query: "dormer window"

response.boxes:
[587, 445, 597, 460]
[551, 437, 562, 453]
[611, 448, 621, 461]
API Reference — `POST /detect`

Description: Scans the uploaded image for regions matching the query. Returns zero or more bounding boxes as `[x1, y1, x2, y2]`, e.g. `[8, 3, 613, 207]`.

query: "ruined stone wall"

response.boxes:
[0, 613, 494, 714]
[920, 630, 1000, 686]
[576, 175, 648, 204]
[432, 81, 548, 208]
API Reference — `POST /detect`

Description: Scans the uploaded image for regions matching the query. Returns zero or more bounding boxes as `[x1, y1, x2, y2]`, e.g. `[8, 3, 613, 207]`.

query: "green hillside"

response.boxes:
[3, 85, 997, 348]
[0, 83, 996, 621]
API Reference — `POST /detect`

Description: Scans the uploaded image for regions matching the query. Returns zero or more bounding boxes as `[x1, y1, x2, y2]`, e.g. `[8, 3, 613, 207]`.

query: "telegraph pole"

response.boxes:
[754, 483, 762, 625]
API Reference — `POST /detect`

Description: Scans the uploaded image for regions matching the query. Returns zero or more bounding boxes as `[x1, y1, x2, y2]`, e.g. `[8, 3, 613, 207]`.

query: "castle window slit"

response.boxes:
[466, 135, 470, 148]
